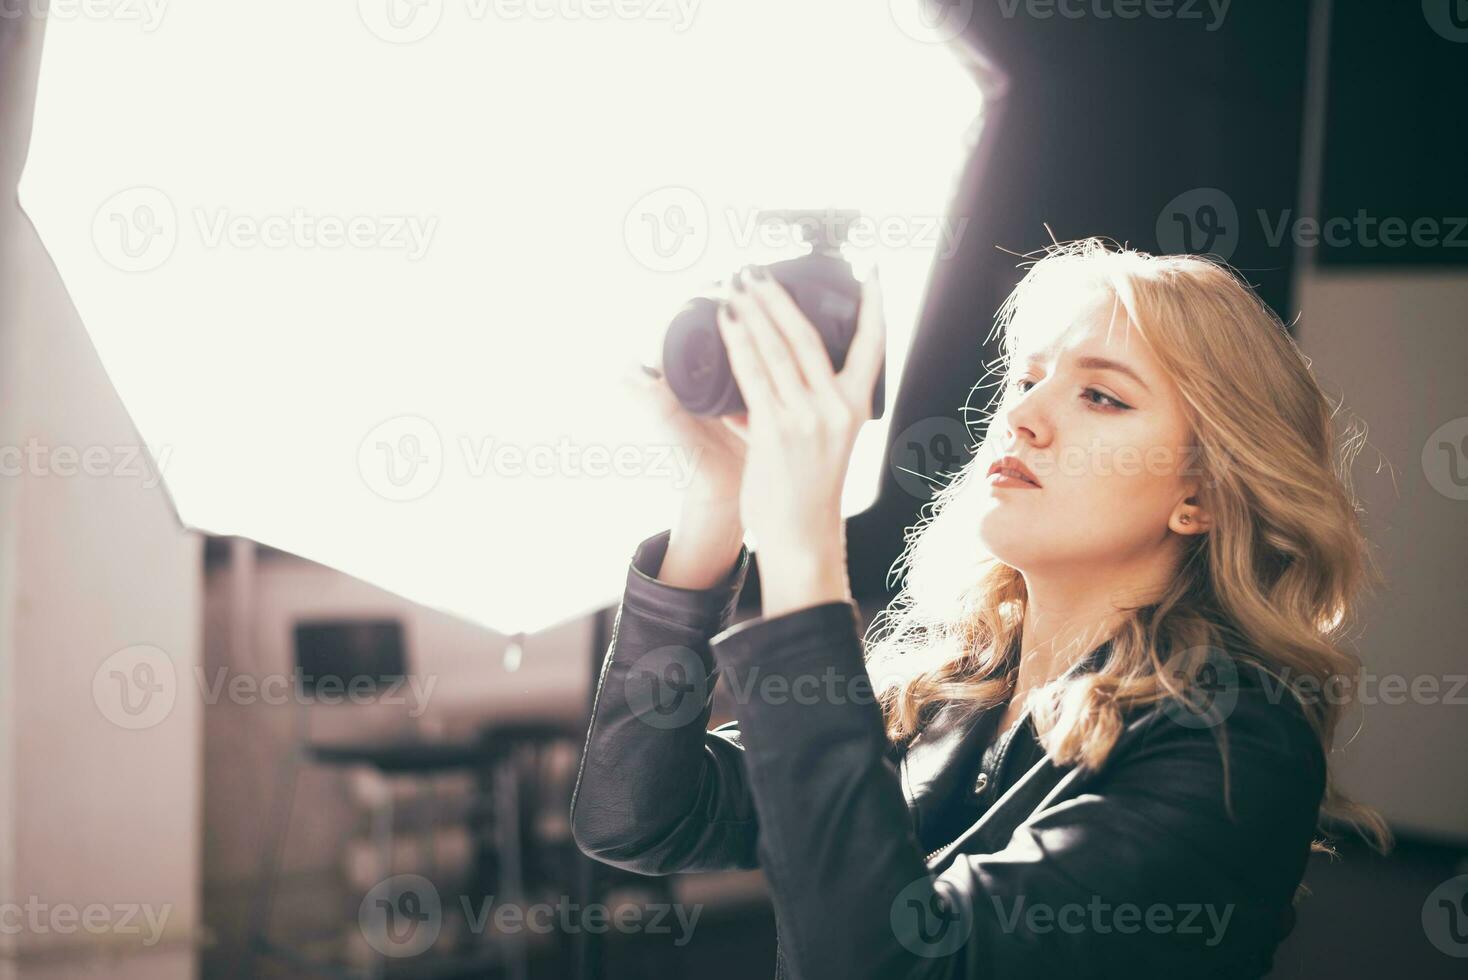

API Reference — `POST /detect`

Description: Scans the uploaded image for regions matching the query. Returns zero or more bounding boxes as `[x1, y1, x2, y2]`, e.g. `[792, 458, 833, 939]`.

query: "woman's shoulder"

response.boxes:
[1105, 649, 1328, 797]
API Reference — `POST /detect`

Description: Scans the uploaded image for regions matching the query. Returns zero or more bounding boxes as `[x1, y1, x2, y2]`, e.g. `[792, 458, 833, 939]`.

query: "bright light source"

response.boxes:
[21, 2, 981, 634]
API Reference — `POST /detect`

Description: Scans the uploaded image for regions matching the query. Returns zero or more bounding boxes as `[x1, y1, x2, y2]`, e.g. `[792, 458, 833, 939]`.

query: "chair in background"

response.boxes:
[247, 618, 578, 979]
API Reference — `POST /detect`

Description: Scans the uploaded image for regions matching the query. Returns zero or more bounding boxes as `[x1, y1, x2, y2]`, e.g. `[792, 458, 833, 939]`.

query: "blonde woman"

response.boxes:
[572, 239, 1387, 979]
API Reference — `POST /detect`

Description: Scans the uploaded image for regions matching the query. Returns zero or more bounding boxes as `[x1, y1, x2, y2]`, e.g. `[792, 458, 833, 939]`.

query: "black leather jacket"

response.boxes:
[571, 528, 1326, 979]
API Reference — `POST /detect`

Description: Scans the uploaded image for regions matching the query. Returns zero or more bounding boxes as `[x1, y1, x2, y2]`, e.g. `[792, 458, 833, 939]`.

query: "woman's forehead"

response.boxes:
[1010, 286, 1141, 362]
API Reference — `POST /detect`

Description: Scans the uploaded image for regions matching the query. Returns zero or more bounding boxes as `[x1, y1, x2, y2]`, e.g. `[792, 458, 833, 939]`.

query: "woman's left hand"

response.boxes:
[716, 265, 886, 618]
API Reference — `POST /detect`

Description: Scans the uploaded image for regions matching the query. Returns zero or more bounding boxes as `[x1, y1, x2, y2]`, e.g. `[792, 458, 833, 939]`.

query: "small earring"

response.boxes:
[1180, 515, 1191, 525]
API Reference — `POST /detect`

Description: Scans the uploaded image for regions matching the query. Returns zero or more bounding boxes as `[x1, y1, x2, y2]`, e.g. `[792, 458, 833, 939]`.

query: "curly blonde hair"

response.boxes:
[865, 238, 1389, 854]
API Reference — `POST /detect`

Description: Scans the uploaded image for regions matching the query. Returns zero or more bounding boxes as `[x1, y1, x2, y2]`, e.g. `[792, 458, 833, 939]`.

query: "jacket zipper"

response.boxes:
[925, 837, 961, 863]
[923, 708, 1031, 865]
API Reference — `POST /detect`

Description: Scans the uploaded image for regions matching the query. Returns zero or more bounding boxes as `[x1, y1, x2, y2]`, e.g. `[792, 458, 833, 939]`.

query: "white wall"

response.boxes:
[2, 15, 203, 980]
[1294, 267, 1468, 842]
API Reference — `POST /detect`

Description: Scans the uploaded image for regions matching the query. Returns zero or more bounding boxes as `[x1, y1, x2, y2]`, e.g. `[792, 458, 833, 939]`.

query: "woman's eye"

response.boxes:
[1084, 388, 1129, 411]
[1009, 377, 1128, 411]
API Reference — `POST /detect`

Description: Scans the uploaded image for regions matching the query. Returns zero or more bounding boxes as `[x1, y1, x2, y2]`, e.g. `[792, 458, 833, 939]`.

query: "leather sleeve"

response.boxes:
[707, 603, 1327, 980]
[569, 527, 763, 875]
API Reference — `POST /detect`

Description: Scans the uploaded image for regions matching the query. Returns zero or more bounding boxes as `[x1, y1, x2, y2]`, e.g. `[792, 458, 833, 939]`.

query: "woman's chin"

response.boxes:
[976, 520, 1033, 571]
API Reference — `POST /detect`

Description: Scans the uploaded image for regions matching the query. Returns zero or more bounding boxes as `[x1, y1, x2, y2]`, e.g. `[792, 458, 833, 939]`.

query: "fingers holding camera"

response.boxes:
[722, 277, 811, 413]
[619, 355, 742, 457]
[720, 411, 750, 443]
[740, 267, 838, 391]
[617, 357, 682, 425]
[716, 296, 783, 417]
[837, 268, 887, 419]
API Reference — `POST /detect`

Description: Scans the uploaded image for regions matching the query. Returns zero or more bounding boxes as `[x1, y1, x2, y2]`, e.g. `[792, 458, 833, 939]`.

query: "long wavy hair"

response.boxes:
[865, 238, 1389, 853]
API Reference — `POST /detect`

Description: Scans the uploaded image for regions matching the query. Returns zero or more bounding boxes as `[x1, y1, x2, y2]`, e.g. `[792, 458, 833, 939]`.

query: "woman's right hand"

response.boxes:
[619, 344, 752, 590]
[618, 354, 749, 510]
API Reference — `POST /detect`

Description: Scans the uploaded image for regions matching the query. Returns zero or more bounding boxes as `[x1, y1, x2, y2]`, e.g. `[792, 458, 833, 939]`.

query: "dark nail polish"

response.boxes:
[732, 270, 746, 292]
[751, 265, 769, 281]
[724, 301, 739, 323]
[639, 363, 662, 379]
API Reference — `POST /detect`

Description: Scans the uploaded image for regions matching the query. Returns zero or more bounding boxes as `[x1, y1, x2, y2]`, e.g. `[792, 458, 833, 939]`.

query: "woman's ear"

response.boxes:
[1170, 495, 1211, 535]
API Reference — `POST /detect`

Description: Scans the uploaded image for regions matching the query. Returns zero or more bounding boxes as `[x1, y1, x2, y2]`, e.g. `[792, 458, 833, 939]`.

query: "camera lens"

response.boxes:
[662, 296, 742, 416]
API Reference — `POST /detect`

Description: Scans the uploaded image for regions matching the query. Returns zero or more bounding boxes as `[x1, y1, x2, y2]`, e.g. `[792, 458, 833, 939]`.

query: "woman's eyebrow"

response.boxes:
[1074, 355, 1153, 394]
[1020, 350, 1153, 395]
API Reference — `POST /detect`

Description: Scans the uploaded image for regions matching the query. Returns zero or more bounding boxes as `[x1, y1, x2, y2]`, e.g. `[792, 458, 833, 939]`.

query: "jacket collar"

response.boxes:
[897, 635, 1114, 834]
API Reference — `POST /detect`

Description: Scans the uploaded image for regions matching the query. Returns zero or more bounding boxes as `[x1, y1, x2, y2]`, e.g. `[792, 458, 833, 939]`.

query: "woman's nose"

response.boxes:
[1001, 389, 1049, 446]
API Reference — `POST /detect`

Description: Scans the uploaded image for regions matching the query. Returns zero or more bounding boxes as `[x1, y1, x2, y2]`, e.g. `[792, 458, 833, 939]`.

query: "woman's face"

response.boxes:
[976, 283, 1201, 576]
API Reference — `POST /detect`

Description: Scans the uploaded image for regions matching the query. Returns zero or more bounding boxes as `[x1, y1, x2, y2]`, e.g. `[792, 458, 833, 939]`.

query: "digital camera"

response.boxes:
[659, 208, 885, 419]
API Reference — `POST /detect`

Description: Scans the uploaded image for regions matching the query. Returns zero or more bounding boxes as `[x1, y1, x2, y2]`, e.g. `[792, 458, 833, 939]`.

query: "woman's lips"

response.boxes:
[986, 455, 1042, 488]
[987, 470, 1042, 489]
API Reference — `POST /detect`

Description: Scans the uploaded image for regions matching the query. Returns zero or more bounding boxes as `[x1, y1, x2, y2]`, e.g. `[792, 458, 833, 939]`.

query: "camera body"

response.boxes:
[660, 209, 885, 419]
